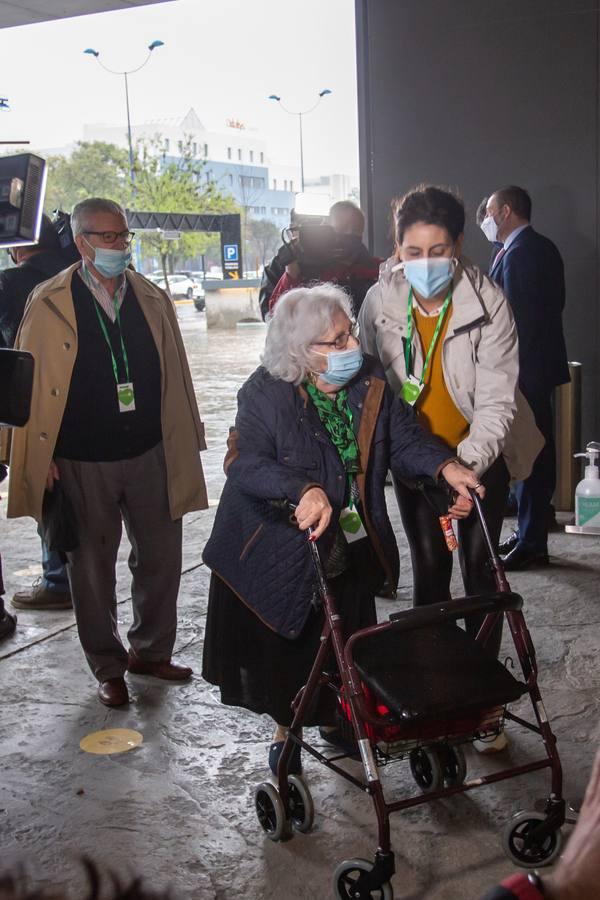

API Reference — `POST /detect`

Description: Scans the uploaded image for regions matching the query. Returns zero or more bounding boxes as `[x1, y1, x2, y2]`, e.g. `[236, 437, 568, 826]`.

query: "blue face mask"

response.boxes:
[85, 238, 132, 278]
[403, 257, 454, 299]
[318, 346, 363, 386]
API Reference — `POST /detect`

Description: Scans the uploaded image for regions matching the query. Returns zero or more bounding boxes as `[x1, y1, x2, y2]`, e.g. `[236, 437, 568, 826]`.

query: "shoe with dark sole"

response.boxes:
[268, 739, 302, 776]
[12, 581, 72, 610]
[319, 726, 361, 758]
[501, 543, 550, 571]
[98, 677, 129, 707]
[0, 610, 17, 640]
[127, 649, 192, 681]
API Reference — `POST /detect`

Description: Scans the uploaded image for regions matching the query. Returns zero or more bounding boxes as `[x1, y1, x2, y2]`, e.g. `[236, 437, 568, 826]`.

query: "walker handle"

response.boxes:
[468, 487, 511, 594]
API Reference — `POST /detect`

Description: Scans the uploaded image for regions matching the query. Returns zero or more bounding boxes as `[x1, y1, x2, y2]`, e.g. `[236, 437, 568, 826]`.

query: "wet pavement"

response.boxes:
[1, 308, 599, 899]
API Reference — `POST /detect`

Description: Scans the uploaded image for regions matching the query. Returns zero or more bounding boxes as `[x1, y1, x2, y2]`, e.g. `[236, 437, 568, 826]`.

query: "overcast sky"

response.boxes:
[0, 0, 359, 178]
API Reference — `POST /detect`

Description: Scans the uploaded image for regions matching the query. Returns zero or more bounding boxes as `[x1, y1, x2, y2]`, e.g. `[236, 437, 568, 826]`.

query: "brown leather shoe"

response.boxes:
[98, 677, 129, 707]
[127, 650, 192, 681]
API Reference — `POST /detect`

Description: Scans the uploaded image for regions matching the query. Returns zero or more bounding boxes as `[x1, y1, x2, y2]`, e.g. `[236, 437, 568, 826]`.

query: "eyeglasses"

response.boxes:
[83, 230, 136, 245]
[313, 322, 359, 351]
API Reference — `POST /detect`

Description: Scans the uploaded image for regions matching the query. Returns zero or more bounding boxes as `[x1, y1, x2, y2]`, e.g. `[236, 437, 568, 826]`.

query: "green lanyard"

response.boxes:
[91, 292, 130, 386]
[405, 286, 452, 384]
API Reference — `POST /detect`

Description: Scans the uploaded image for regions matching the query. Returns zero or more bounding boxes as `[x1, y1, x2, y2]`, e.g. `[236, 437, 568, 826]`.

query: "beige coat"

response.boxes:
[358, 256, 544, 481]
[5, 264, 208, 522]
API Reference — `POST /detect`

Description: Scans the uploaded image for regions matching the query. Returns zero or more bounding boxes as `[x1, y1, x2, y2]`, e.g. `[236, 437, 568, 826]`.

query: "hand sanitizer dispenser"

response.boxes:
[574, 441, 600, 527]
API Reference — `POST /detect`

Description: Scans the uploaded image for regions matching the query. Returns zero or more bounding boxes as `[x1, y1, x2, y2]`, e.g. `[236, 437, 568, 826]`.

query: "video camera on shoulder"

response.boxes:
[281, 205, 352, 271]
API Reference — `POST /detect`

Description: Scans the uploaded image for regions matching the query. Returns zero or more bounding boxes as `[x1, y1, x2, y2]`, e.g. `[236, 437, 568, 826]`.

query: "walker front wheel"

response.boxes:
[333, 858, 394, 899]
[502, 810, 563, 867]
[287, 774, 314, 833]
[254, 782, 291, 842]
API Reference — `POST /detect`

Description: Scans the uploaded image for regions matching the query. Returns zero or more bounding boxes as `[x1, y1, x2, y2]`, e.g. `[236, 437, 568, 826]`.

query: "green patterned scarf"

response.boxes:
[305, 382, 360, 475]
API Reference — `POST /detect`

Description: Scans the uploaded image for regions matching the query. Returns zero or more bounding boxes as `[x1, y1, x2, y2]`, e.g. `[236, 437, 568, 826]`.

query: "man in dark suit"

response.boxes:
[481, 185, 569, 570]
[0, 215, 74, 610]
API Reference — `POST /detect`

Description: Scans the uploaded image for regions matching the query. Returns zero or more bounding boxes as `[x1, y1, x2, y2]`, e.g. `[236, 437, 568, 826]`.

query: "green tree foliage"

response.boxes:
[45, 141, 131, 211]
[42, 136, 240, 286]
[133, 135, 239, 284]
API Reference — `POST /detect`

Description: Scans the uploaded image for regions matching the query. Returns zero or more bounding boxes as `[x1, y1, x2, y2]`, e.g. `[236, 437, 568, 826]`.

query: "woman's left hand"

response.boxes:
[440, 461, 485, 513]
[447, 493, 473, 520]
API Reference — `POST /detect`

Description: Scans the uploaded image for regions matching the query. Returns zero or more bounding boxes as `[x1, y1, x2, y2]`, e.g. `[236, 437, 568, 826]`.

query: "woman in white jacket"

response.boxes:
[359, 187, 542, 750]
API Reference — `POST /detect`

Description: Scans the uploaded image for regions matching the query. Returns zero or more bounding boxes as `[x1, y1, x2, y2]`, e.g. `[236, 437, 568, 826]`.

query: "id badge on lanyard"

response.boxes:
[402, 287, 452, 407]
[340, 506, 367, 543]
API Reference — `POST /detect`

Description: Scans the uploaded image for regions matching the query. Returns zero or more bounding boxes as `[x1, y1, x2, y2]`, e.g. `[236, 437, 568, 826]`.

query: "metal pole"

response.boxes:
[554, 361, 582, 512]
[298, 111, 304, 192]
[123, 71, 135, 185]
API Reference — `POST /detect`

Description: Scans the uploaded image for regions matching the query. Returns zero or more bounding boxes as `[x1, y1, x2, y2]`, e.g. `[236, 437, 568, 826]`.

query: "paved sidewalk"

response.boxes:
[1, 494, 599, 900]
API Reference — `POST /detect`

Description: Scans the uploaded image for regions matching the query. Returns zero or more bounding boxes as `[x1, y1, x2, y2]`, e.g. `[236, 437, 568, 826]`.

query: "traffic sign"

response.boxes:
[224, 243, 239, 262]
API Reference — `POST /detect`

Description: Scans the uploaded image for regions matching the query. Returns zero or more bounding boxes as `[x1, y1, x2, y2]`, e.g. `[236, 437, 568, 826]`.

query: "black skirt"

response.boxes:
[202, 540, 382, 726]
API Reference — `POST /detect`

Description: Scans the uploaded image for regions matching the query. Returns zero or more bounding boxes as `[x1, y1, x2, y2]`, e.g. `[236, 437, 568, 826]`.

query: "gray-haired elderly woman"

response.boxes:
[202, 283, 482, 774]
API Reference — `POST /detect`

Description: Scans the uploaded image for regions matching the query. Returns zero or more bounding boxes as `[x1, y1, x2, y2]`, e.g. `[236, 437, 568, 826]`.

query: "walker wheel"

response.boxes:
[333, 858, 394, 899]
[502, 810, 563, 867]
[409, 747, 443, 793]
[287, 774, 314, 833]
[254, 782, 291, 842]
[439, 744, 467, 787]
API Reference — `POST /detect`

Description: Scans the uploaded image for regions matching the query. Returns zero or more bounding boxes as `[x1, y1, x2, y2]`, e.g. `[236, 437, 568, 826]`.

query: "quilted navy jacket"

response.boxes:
[202, 355, 452, 639]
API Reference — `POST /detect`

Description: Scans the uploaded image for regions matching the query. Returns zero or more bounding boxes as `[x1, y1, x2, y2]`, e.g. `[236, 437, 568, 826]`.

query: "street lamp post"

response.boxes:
[268, 90, 332, 192]
[83, 40, 164, 186]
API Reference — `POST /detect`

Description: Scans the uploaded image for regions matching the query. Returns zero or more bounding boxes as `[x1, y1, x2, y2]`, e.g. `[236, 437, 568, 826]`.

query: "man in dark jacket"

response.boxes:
[0, 215, 74, 611]
[260, 201, 381, 320]
[482, 186, 569, 570]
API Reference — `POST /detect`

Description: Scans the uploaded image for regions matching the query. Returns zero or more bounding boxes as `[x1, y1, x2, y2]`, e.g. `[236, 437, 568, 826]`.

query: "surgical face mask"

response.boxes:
[480, 215, 499, 243]
[402, 257, 454, 299]
[84, 237, 132, 278]
[316, 346, 363, 386]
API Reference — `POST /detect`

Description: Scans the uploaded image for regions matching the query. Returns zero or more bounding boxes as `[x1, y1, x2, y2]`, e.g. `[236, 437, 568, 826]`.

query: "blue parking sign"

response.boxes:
[224, 244, 239, 262]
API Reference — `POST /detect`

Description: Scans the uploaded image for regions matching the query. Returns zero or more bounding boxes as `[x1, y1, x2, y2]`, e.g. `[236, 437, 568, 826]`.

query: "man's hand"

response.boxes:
[294, 487, 332, 540]
[440, 461, 485, 516]
[46, 460, 60, 492]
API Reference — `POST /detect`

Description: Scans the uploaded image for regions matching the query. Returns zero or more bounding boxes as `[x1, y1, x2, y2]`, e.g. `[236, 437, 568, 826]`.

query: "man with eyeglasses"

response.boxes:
[6, 197, 208, 707]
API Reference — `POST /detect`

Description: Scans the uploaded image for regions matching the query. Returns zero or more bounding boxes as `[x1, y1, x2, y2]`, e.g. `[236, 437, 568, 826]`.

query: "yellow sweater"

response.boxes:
[413, 305, 469, 450]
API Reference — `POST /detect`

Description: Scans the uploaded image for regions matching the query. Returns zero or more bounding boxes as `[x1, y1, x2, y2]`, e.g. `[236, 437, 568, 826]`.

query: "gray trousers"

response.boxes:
[56, 442, 182, 682]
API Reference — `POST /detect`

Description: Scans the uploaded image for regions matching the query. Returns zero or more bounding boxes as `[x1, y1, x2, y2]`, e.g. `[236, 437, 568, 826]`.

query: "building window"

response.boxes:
[260, 152, 264, 164]
[228, 174, 233, 185]
[290, 180, 294, 192]
[164, 138, 170, 152]
[249, 150, 254, 163]
[273, 178, 277, 190]
[227, 147, 232, 160]
[177, 140, 183, 154]
[284, 179, 288, 191]
[238, 148, 242, 161]
[204, 143, 208, 156]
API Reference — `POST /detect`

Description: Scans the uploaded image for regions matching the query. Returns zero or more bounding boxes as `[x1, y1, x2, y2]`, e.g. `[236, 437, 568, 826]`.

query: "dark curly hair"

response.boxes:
[393, 185, 465, 245]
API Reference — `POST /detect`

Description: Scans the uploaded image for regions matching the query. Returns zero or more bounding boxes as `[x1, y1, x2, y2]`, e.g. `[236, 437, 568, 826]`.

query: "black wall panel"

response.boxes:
[356, 0, 599, 440]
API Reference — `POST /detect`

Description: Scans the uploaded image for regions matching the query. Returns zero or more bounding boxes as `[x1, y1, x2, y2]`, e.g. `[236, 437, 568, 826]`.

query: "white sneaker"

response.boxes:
[473, 731, 508, 754]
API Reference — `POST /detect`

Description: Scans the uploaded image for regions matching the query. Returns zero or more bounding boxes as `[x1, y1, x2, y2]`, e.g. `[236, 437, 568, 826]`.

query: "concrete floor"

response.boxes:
[1, 316, 599, 899]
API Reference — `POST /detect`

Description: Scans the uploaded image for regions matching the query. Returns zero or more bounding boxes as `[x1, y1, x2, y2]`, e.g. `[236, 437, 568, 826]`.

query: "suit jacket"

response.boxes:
[490, 225, 569, 396]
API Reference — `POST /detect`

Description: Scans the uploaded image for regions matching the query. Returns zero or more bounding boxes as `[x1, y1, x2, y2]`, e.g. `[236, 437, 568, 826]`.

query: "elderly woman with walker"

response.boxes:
[202, 282, 482, 773]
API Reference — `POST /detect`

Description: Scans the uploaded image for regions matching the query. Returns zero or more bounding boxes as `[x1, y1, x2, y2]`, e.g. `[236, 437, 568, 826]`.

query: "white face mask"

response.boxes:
[480, 215, 499, 243]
